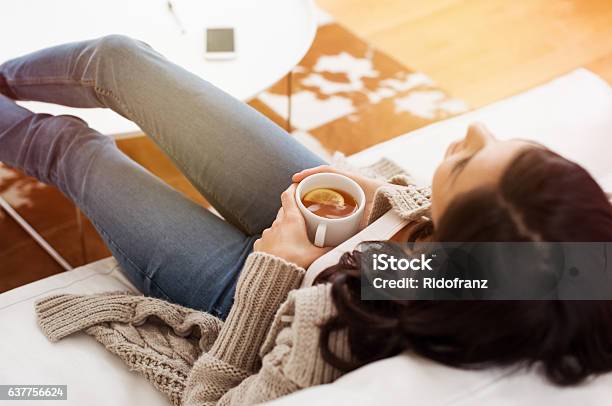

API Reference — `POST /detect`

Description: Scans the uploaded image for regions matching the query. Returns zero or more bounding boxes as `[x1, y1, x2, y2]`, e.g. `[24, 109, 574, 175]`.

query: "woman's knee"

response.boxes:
[91, 34, 152, 60]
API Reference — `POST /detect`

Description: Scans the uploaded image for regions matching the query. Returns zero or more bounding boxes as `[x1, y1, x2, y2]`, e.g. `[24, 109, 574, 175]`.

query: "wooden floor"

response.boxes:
[318, 0, 612, 106]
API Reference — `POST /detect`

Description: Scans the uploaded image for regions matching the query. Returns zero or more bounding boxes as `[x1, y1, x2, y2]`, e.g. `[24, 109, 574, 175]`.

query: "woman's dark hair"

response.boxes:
[316, 147, 612, 386]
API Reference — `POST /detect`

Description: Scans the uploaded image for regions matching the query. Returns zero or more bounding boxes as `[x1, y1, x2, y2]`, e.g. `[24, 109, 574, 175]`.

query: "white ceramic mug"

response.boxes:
[296, 173, 366, 247]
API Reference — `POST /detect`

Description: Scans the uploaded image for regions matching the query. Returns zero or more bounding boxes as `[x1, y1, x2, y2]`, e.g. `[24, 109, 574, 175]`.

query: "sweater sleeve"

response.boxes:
[182, 252, 305, 405]
[195, 284, 346, 406]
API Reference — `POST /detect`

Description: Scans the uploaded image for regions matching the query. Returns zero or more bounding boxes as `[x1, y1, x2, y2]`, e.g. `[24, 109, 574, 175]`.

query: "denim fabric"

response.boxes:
[0, 35, 325, 319]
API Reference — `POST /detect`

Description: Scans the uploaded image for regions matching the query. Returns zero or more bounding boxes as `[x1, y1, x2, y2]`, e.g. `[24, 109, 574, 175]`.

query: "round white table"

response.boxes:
[1, 0, 316, 135]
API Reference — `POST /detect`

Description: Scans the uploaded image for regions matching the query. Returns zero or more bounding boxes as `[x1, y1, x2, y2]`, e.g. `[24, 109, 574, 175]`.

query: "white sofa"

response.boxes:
[0, 69, 610, 405]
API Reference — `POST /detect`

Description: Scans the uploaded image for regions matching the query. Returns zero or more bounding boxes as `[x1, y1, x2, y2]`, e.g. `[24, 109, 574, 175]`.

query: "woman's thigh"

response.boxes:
[0, 96, 250, 319]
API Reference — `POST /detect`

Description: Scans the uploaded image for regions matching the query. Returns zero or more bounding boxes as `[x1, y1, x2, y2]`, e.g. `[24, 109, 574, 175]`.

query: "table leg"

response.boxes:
[0, 196, 73, 271]
[75, 207, 88, 264]
[286, 70, 293, 132]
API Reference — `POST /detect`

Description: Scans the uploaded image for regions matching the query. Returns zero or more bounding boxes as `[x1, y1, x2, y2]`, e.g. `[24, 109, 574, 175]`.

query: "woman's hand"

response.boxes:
[254, 184, 331, 269]
[292, 165, 387, 226]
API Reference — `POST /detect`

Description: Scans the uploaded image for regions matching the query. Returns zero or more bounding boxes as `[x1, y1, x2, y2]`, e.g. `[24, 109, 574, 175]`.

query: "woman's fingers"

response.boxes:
[275, 207, 284, 221]
[280, 184, 300, 217]
[291, 165, 337, 182]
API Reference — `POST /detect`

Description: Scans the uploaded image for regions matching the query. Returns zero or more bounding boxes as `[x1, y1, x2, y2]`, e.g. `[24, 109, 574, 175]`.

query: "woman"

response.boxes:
[3, 36, 612, 405]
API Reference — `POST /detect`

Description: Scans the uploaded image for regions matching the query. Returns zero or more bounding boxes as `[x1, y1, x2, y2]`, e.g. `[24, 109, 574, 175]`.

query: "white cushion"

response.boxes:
[0, 69, 610, 405]
[267, 355, 612, 406]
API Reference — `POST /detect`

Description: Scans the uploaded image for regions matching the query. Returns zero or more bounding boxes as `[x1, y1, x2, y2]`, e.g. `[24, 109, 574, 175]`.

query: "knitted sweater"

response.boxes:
[35, 162, 431, 406]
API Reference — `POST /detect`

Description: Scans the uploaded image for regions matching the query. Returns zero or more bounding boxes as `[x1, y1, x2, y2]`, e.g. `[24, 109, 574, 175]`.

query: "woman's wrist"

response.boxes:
[211, 251, 304, 371]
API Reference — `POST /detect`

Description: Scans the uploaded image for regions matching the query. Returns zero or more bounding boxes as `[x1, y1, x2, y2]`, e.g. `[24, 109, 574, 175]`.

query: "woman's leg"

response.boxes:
[0, 94, 251, 319]
[0, 35, 326, 235]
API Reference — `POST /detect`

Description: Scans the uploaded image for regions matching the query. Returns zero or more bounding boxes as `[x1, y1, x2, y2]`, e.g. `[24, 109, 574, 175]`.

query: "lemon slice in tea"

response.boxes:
[303, 188, 345, 207]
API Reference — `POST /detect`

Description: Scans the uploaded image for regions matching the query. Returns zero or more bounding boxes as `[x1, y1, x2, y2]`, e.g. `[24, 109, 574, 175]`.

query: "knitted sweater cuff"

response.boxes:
[210, 252, 305, 372]
[35, 293, 138, 342]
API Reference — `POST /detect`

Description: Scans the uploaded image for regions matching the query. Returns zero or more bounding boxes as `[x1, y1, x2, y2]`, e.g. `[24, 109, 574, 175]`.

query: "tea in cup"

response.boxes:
[301, 187, 358, 219]
[296, 173, 365, 247]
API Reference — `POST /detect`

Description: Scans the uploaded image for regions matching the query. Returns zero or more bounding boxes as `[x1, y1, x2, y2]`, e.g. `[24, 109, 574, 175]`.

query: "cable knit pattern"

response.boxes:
[36, 292, 223, 405]
[34, 160, 432, 405]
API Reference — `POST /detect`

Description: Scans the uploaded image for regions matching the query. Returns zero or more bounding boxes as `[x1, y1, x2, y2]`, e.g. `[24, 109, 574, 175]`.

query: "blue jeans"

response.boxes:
[0, 35, 325, 319]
